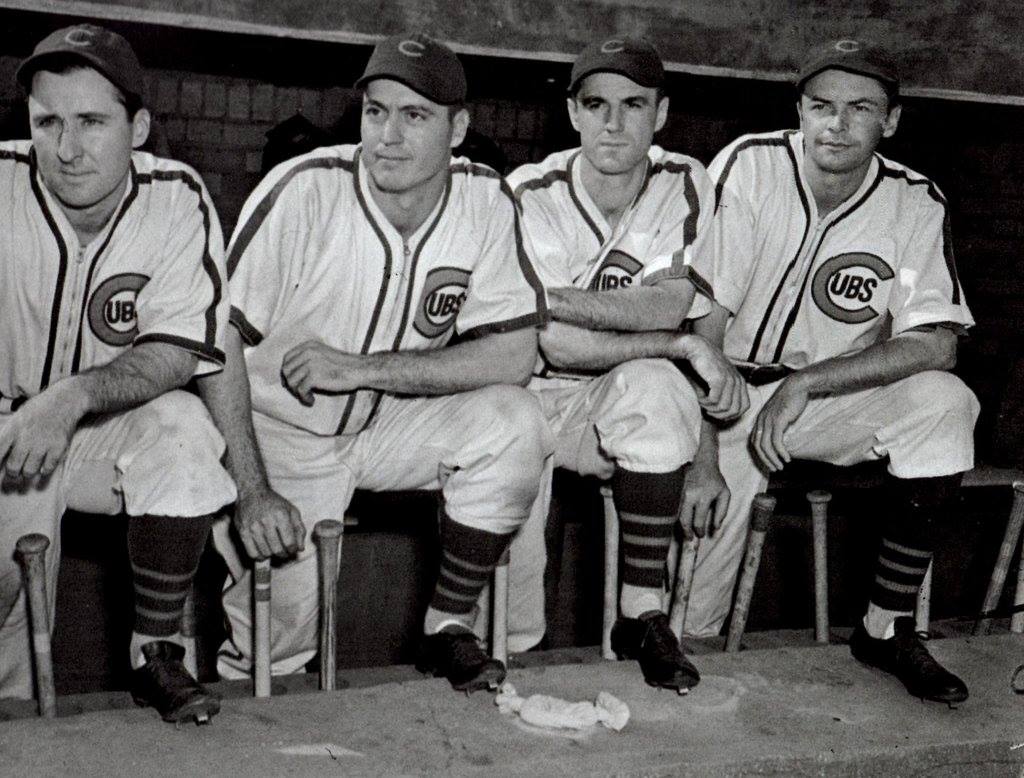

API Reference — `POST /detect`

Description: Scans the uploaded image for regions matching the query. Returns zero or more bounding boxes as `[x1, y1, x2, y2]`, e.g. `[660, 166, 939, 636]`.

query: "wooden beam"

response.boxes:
[5, 0, 1023, 107]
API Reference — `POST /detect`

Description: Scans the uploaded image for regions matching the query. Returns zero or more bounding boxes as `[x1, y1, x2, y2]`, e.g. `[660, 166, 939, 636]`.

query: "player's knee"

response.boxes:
[607, 359, 699, 419]
[462, 385, 553, 459]
[597, 360, 701, 468]
[119, 391, 236, 517]
[901, 371, 979, 423]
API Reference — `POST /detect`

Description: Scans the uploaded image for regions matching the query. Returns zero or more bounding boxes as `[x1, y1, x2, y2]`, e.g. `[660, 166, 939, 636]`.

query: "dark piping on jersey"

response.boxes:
[28, 150, 69, 392]
[566, 152, 606, 245]
[70, 166, 140, 374]
[340, 147, 393, 436]
[746, 135, 811, 363]
[768, 162, 886, 364]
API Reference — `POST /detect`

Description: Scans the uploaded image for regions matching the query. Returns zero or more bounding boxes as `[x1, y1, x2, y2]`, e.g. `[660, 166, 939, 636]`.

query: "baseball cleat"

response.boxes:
[131, 640, 221, 724]
[849, 616, 968, 704]
[415, 625, 506, 692]
[611, 611, 700, 694]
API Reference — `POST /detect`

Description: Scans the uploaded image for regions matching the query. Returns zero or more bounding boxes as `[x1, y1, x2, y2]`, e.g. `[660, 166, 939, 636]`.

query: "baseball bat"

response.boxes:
[725, 493, 776, 652]
[313, 519, 344, 691]
[15, 533, 56, 718]
[253, 558, 271, 697]
[668, 535, 700, 640]
[807, 490, 832, 644]
[181, 583, 198, 678]
[600, 485, 619, 661]
[915, 561, 932, 635]
[976, 481, 1024, 635]
[491, 547, 510, 666]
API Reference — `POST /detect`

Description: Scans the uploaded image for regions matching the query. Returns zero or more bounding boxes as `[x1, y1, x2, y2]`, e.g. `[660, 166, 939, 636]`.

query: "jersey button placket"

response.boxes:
[58, 245, 87, 378]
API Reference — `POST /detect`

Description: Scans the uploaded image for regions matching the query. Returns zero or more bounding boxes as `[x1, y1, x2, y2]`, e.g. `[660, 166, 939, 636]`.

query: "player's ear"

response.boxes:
[131, 108, 151, 149]
[881, 104, 901, 139]
[449, 107, 469, 149]
[566, 96, 581, 132]
[654, 95, 669, 133]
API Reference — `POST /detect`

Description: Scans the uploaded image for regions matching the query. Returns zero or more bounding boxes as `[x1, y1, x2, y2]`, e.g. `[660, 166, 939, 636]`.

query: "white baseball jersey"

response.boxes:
[704, 129, 974, 369]
[508, 145, 718, 380]
[226, 144, 548, 437]
[0, 141, 228, 413]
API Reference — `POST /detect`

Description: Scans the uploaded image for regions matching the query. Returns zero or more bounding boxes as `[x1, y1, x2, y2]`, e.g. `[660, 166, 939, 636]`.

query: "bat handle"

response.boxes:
[313, 519, 344, 691]
[807, 490, 832, 644]
[253, 558, 272, 697]
[16, 533, 56, 718]
[726, 494, 776, 652]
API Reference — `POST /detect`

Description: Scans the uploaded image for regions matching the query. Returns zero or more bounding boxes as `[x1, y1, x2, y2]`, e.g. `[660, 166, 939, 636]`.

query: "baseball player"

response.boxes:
[501, 38, 747, 693]
[683, 39, 978, 703]
[0, 25, 235, 723]
[198, 33, 552, 693]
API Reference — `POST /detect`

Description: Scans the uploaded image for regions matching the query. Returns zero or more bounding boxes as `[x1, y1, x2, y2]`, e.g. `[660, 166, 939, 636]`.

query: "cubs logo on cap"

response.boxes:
[570, 37, 665, 92]
[355, 33, 467, 105]
[796, 39, 899, 94]
[17, 24, 144, 102]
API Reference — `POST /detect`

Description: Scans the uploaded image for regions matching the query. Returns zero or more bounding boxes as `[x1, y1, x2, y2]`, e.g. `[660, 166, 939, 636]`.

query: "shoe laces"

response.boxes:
[640, 614, 682, 660]
[444, 631, 487, 671]
[893, 630, 940, 673]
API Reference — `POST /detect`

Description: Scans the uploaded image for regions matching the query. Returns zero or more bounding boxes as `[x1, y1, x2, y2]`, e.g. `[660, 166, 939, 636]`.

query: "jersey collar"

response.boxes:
[790, 130, 881, 225]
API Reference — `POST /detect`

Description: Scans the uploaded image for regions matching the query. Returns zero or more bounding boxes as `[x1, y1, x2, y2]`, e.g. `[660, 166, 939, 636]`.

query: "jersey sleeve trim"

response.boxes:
[135, 332, 225, 365]
[226, 155, 355, 278]
[117, 167, 224, 369]
[643, 263, 715, 298]
[458, 311, 546, 340]
[229, 306, 264, 346]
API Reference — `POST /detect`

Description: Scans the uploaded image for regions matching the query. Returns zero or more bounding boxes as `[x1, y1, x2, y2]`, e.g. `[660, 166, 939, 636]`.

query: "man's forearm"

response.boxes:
[792, 328, 958, 398]
[352, 327, 538, 394]
[58, 341, 197, 419]
[540, 321, 692, 370]
[548, 279, 696, 332]
[196, 328, 272, 499]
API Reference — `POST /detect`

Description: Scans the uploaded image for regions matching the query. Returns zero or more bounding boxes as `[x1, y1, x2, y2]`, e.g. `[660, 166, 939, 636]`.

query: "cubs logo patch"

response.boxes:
[590, 250, 642, 291]
[88, 273, 149, 346]
[600, 39, 626, 54]
[811, 253, 894, 324]
[414, 267, 470, 338]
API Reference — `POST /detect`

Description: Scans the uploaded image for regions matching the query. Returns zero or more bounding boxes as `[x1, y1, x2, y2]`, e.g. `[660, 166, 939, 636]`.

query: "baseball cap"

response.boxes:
[17, 24, 143, 101]
[355, 33, 467, 105]
[796, 39, 899, 93]
[569, 37, 665, 93]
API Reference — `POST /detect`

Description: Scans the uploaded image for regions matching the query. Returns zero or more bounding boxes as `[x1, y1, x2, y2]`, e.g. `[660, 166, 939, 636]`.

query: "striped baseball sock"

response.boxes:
[425, 514, 514, 634]
[127, 514, 213, 644]
[613, 466, 686, 619]
[869, 474, 960, 615]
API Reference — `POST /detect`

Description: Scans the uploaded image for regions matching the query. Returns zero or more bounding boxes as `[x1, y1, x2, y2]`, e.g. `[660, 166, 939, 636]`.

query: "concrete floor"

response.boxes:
[3, 631, 1024, 777]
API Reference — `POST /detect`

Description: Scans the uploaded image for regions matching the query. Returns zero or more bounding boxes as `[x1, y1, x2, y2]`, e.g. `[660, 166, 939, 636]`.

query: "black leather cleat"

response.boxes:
[415, 626, 506, 692]
[611, 611, 700, 694]
[849, 616, 968, 704]
[131, 640, 221, 724]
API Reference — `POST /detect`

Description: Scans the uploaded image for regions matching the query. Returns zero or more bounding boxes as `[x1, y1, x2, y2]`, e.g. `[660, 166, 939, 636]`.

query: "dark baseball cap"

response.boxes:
[17, 24, 143, 101]
[796, 39, 899, 93]
[355, 33, 467, 105]
[570, 37, 665, 93]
